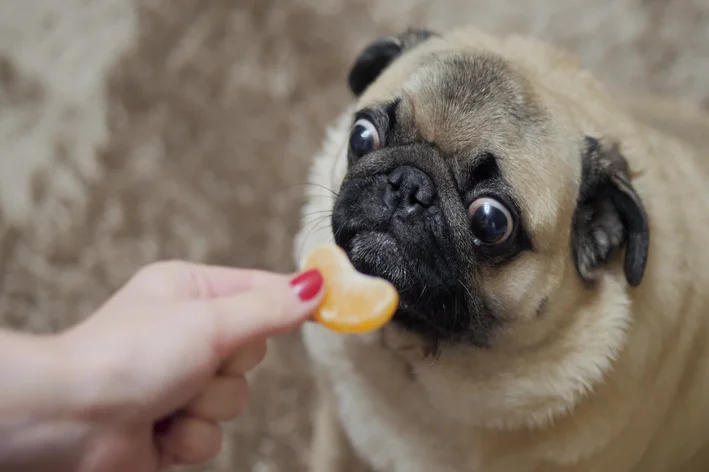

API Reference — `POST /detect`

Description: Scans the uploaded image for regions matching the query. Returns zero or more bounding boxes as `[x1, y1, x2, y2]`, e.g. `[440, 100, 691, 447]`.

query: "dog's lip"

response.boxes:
[342, 230, 403, 267]
[347, 230, 397, 247]
[391, 306, 464, 342]
[344, 232, 433, 314]
[343, 232, 469, 342]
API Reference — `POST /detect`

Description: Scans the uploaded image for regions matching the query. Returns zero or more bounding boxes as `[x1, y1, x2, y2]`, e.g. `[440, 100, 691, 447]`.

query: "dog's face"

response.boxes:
[331, 29, 650, 355]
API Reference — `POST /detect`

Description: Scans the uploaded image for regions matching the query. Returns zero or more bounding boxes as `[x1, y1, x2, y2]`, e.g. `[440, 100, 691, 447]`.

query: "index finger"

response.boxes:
[206, 272, 324, 353]
[130, 260, 293, 300]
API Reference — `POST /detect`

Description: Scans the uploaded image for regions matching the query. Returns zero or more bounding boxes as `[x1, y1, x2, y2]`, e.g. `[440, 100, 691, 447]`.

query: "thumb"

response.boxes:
[207, 269, 325, 351]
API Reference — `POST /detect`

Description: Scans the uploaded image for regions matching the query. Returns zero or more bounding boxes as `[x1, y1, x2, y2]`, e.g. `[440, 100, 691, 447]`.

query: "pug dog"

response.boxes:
[294, 25, 709, 472]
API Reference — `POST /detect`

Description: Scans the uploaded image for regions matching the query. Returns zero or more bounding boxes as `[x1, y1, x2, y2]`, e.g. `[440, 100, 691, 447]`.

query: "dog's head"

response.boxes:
[329, 27, 650, 427]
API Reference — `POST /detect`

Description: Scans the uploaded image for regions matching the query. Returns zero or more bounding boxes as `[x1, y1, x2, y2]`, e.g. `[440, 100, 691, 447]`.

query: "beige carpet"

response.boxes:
[1, 0, 708, 470]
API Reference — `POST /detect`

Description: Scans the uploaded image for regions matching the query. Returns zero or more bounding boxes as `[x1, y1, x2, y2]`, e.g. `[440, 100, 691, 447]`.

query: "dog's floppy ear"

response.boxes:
[348, 29, 437, 96]
[571, 137, 650, 287]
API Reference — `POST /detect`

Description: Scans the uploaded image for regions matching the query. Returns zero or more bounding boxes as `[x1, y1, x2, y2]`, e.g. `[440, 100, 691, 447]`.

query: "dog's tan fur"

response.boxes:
[294, 25, 709, 472]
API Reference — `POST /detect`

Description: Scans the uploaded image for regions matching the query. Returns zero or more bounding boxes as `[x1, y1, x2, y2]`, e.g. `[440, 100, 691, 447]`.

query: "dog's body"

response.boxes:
[294, 26, 709, 472]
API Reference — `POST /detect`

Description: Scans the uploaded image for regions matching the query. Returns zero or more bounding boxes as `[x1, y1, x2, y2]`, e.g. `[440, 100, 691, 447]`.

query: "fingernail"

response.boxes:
[290, 269, 324, 302]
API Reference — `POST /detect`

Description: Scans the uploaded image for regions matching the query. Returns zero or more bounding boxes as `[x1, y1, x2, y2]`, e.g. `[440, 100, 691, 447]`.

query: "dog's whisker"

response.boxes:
[457, 278, 475, 303]
[301, 212, 332, 227]
[291, 196, 338, 206]
[305, 216, 333, 232]
[283, 182, 340, 197]
[398, 278, 418, 295]
[296, 216, 333, 264]
[308, 216, 334, 236]
[332, 219, 348, 244]
[274, 184, 339, 206]
[301, 209, 334, 221]
[430, 339, 447, 367]
[416, 283, 429, 303]
[307, 183, 339, 197]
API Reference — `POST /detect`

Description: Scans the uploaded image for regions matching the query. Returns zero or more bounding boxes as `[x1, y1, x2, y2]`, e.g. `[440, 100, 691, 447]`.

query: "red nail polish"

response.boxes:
[290, 269, 324, 302]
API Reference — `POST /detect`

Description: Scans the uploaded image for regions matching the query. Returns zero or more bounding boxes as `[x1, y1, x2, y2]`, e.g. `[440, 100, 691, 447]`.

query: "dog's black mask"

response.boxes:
[332, 143, 490, 343]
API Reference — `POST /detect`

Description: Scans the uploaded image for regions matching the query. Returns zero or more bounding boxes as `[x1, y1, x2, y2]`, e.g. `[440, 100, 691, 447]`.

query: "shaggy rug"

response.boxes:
[1, 0, 707, 470]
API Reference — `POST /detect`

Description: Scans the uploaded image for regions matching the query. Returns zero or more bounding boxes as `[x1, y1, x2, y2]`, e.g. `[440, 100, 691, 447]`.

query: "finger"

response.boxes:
[209, 269, 324, 351]
[185, 376, 249, 421]
[220, 339, 268, 375]
[157, 415, 222, 466]
[130, 260, 292, 299]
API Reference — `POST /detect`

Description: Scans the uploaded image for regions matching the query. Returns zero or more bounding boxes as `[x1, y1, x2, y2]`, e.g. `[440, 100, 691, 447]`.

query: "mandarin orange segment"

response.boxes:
[304, 244, 399, 334]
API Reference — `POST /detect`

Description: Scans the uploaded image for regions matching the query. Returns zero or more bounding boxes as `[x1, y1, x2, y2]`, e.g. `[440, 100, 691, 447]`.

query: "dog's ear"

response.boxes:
[348, 29, 437, 96]
[571, 137, 650, 287]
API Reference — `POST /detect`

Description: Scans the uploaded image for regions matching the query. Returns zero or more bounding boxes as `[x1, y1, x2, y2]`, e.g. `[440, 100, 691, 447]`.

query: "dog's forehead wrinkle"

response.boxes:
[403, 53, 542, 157]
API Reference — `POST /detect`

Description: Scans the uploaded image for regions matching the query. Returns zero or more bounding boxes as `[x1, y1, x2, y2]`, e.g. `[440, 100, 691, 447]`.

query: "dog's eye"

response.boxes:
[349, 119, 381, 157]
[468, 197, 513, 245]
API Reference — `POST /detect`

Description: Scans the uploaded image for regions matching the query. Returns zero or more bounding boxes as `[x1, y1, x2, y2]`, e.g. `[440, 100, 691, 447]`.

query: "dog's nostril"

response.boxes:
[387, 168, 403, 189]
[384, 166, 437, 215]
[414, 184, 435, 207]
[407, 185, 420, 205]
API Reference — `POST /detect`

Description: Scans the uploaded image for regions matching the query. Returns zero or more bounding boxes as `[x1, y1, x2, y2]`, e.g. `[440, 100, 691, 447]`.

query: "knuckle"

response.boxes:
[136, 259, 184, 278]
[184, 263, 219, 299]
[131, 262, 162, 285]
[130, 260, 186, 296]
[131, 260, 217, 300]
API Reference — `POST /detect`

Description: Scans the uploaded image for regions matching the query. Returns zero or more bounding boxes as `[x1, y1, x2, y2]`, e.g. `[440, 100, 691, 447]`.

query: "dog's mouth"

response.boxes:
[342, 231, 410, 288]
[336, 231, 473, 342]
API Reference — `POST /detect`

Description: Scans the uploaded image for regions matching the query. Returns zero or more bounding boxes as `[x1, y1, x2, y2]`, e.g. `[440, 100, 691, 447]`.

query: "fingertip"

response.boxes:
[289, 269, 325, 303]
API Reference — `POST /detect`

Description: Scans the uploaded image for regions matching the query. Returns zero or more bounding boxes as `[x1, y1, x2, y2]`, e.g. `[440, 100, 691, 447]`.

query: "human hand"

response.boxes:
[56, 261, 324, 472]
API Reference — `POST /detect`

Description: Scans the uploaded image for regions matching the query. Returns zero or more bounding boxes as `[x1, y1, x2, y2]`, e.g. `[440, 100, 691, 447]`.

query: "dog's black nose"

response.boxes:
[384, 165, 437, 217]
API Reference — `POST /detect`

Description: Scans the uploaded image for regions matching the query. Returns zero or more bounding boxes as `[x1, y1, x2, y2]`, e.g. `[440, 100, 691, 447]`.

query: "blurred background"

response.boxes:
[0, 0, 707, 470]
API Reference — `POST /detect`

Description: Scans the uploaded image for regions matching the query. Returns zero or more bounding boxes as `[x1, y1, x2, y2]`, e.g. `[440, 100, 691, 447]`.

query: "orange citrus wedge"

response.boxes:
[303, 244, 399, 334]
